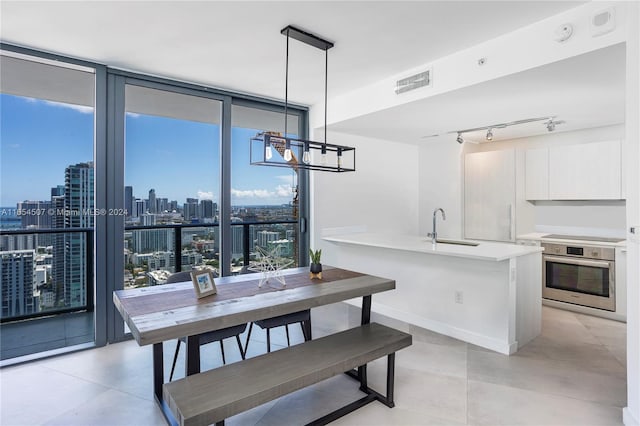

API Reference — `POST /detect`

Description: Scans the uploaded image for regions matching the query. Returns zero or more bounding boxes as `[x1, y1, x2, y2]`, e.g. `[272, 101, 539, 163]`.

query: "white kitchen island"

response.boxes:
[322, 232, 543, 355]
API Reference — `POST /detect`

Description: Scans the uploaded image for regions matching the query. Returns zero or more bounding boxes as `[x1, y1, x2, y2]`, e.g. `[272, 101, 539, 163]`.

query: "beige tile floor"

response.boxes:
[0, 305, 626, 425]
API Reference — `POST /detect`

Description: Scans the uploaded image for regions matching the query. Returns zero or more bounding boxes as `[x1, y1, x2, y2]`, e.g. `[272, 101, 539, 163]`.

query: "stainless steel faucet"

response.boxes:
[428, 208, 446, 244]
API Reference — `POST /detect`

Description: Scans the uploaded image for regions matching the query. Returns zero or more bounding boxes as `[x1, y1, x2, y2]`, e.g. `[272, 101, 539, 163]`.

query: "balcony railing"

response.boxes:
[124, 220, 299, 286]
[0, 228, 94, 323]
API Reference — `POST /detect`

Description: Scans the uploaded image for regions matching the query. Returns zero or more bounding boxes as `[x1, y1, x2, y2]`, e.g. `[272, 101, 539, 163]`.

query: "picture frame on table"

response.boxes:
[191, 270, 217, 299]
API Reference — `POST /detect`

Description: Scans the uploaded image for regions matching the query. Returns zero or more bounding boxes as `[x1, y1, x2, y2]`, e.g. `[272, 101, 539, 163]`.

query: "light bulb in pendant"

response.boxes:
[302, 150, 311, 164]
[283, 139, 292, 162]
[320, 144, 327, 165]
[265, 144, 273, 160]
[337, 149, 343, 168]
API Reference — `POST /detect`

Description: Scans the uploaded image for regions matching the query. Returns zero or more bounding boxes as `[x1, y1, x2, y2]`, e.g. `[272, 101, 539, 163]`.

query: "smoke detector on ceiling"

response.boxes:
[554, 23, 573, 43]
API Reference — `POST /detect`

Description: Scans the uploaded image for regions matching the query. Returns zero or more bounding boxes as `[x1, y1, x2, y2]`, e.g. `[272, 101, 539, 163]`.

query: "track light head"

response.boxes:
[546, 120, 556, 132]
[456, 133, 464, 144]
[486, 128, 493, 141]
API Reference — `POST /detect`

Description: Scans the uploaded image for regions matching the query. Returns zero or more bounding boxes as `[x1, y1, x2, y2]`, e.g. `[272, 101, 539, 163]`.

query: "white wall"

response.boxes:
[418, 139, 464, 238]
[311, 131, 419, 249]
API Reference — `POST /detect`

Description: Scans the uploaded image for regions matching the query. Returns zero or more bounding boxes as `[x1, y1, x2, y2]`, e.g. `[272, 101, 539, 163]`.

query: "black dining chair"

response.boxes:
[165, 271, 247, 381]
[244, 309, 311, 353]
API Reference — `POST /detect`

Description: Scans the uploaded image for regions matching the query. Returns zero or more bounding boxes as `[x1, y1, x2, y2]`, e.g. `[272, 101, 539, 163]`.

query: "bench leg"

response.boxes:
[321, 352, 397, 426]
[385, 353, 396, 407]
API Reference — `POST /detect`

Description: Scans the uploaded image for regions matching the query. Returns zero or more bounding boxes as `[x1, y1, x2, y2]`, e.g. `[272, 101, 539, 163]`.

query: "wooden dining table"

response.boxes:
[112, 266, 395, 424]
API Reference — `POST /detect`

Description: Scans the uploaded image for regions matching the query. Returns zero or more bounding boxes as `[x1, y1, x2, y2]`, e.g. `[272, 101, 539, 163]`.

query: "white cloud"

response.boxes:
[275, 184, 293, 197]
[21, 97, 94, 114]
[231, 188, 272, 198]
[41, 99, 94, 114]
[197, 190, 214, 200]
[126, 112, 141, 118]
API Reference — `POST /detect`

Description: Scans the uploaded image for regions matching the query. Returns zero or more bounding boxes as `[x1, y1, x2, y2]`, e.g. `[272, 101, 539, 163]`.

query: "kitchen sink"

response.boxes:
[435, 239, 479, 247]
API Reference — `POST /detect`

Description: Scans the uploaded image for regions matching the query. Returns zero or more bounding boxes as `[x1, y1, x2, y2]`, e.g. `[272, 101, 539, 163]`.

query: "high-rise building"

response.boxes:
[200, 200, 215, 219]
[1, 250, 37, 319]
[132, 228, 174, 253]
[231, 225, 244, 259]
[141, 214, 156, 226]
[18, 200, 53, 229]
[183, 198, 199, 221]
[51, 185, 65, 197]
[135, 199, 146, 217]
[51, 194, 65, 304]
[125, 186, 133, 217]
[63, 162, 94, 308]
[148, 189, 157, 214]
[257, 230, 280, 248]
[157, 198, 168, 213]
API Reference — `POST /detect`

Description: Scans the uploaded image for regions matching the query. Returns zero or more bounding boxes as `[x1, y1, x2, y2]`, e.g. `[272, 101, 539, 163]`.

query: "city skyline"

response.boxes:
[1, 94, 298, 207]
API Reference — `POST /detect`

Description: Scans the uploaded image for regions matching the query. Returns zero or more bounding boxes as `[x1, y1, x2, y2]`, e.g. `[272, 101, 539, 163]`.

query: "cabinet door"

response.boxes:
[549, 140, 621, 200]
[464, 150, 516, 242]
[525, 148, 549, 200]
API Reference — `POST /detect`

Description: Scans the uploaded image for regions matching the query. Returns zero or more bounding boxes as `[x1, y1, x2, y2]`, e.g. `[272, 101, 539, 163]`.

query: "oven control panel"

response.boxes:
[541, 242, 615, 261]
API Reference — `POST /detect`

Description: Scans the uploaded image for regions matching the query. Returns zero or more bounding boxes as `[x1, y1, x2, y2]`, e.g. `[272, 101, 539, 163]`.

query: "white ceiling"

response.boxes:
[330, 42, 627, 144]
[1, 1, 583, 106]
[3, 1, 618, 144]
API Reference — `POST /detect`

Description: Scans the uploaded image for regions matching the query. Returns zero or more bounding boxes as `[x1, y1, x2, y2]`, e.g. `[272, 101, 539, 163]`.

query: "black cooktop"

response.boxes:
[544, 234, 625, 243]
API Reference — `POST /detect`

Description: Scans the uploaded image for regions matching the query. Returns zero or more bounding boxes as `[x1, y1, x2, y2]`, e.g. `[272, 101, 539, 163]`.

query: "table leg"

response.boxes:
[358, 295, 372, 390]
[361, 295, 371, 325]
[153, 342, 164, 401]
[186, 335, 200, 376]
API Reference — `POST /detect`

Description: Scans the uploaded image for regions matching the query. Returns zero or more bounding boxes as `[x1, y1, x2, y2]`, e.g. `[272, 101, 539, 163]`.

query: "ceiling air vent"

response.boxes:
[395, 69, 431, 94]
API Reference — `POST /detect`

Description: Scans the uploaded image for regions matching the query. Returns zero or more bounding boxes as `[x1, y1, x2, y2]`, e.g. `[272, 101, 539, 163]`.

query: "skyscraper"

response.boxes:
[1, 250, 37, 319]
[200, 200, 215, 219]
[183, 198, 199, 221]
[148, 189, 157, 214]
[63, 162, 94, 308]
[125, 186, 133, 217]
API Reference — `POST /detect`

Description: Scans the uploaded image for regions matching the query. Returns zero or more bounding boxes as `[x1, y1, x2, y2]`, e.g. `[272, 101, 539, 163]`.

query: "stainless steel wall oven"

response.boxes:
[542, 241, 615, 311]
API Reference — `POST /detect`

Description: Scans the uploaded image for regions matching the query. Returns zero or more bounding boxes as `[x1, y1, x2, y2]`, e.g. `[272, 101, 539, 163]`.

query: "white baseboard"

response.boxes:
[345, 299, 515, 355]
[624, 407, 639, 426]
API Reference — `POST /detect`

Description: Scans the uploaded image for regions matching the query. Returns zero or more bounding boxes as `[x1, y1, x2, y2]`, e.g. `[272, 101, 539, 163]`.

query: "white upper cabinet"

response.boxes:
[464, 149, 516, 242]
[548, 140, 622, 200]
[525, 148, 549, 200]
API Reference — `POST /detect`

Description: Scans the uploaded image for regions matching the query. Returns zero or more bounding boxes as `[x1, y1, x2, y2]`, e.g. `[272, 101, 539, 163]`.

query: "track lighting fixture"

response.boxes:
[486, 128, 493, 141]
[423, 116, 564, 144]
[545, 118, 565, 132]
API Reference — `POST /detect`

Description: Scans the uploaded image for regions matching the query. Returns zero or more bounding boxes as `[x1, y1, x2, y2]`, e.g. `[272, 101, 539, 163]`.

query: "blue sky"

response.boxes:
[1, 94, 296, 207]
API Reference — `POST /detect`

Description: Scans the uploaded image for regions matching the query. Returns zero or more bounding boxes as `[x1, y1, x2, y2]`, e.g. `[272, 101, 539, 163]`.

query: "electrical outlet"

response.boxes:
[455, 291, 463, 304]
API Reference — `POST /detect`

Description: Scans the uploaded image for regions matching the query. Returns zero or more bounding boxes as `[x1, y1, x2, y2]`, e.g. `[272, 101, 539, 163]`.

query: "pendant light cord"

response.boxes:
[324, 48, 328, 145]
[284, 30, 289, 137]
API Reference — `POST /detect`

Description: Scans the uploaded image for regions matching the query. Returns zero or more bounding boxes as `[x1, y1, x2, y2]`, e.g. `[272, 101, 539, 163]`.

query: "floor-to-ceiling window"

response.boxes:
[0, 51, 97, 360]
[0, 47, 308, 357]
[229, 104, 305, 275]
[123, 84, 222, 287]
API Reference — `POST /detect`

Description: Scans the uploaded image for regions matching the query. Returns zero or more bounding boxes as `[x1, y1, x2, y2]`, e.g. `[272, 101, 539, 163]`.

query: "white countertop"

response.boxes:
[517, 233, 626, 247]
[323, 232, 542, 262]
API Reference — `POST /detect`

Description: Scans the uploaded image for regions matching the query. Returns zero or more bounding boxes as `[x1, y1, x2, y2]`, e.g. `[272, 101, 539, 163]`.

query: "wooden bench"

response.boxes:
[163, 322, 412, 426]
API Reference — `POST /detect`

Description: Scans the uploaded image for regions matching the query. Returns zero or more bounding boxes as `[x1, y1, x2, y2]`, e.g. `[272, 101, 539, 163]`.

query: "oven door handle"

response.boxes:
[543, 255, 612, 269]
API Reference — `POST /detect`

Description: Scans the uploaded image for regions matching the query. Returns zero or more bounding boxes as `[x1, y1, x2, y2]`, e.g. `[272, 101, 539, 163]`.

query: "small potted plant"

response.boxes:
[309, 248, 322, 279]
